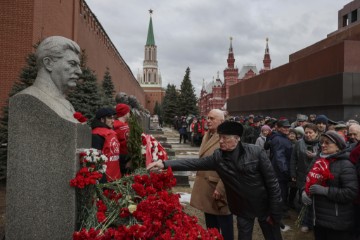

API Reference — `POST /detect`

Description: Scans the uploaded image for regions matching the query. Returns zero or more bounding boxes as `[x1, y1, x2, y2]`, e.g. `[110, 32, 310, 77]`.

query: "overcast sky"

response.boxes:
[85, 0, 350, 96]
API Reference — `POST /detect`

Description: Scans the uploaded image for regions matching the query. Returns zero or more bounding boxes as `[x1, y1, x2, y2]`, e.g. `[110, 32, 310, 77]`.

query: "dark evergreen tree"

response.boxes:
[0, 48, 38, 180]
[127, 112, 145, 170]
[101, 67, 116, 107]
[153, 101, 160, 116]
[162, 84, 179, 124]
[178, 67, 198, 116]
[67, 50, 102, 119]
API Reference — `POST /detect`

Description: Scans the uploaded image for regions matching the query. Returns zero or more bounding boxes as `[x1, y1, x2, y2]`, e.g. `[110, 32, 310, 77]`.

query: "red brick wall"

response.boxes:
[0, 0, 35, 110]
[0, 0, 145, 114]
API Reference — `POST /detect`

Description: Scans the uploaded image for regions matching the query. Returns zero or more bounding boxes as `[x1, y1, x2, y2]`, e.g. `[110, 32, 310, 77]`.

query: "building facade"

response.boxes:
[198, 37, 271, 116]
[0, 0, 145, 114]
[137, 10, 165, 115]
[227, 0, 360, 121]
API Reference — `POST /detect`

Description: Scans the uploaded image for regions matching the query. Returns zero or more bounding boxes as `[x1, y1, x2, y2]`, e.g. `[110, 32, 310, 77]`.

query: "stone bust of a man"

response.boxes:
[18, 36, 82, 122]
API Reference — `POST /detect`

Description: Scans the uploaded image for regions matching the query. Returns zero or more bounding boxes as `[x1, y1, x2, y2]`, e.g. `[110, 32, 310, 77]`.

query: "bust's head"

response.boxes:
[35, 36, 82, 94]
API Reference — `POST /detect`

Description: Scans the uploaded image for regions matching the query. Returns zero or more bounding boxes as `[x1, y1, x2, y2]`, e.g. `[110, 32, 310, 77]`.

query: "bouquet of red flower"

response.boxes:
[305, 157, 334, 196]
[70, 148, 107, 188]
[73, 112, 88, 123]
[70, 149, 223, 240]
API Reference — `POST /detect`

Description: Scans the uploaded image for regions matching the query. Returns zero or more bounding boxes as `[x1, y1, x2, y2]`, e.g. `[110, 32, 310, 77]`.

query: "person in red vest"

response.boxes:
[114, 103, 131, 174]
[91, 107, 121, 182]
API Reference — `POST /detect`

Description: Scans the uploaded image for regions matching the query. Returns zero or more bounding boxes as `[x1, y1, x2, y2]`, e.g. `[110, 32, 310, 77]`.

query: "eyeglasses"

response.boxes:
[320, 140, 335, 145]
[219, 135, 237, 140]
[348, 133, 357, 136]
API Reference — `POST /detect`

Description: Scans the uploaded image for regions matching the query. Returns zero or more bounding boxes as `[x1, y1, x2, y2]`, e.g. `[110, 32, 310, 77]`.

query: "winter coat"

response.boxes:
[91, 119, 121, 181]
[269, 132, 293, 182]
[290, 138, 320, 189]
[312, 151, 358, 231]
[190, 132, 231, 215]
[164, 143, 283, 221]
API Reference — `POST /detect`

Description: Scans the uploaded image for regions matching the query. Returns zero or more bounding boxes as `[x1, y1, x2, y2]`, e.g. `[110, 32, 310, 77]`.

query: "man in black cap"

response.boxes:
[91, 107, 121, 182]
[147, 121, 283, 240]
[268, 119, 293, 221]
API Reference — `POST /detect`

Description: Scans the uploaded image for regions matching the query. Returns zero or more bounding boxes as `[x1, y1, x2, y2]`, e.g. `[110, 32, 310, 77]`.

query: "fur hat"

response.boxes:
[217, 121, 243, 137]
[315, 115, 328, 124]
[116, 103, 130, 117]
[296, 114, 308, 122]
[95, 108, 116, 119]
[321, 130, 346, 150]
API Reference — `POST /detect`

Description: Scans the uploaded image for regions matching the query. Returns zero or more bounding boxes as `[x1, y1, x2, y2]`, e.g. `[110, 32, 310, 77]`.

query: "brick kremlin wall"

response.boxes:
[0, 0, 145, 113]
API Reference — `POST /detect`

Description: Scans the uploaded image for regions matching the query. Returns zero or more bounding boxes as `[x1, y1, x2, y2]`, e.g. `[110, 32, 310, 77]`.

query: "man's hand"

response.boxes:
[301, 191, 312, 205]
[146, 161, 165, 172]
[212, 189, 222, 200]
[309, 184, 329, 196]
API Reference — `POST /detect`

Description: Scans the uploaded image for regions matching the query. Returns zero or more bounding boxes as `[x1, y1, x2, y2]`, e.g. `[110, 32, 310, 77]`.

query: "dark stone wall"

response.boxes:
[227, 72, 360, 122]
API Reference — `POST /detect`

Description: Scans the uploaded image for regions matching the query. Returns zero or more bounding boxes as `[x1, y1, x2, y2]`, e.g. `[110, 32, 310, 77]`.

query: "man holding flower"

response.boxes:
[147, 121, 283, 240]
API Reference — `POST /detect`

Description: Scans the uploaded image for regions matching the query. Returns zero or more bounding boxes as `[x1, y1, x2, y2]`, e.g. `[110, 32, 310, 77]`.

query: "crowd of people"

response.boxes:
[162, 112, 360, 240]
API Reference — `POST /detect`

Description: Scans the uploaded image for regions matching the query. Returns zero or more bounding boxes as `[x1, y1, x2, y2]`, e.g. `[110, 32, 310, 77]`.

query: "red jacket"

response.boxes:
[92, 127, 121, 181]
[113, 120, 130, 155]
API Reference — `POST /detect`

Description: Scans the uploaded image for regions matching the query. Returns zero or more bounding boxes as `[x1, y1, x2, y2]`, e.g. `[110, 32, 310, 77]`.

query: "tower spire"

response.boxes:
[146, 9, 155, 46]
[261, 37, 271, 72]
[227, 36, 235, 69]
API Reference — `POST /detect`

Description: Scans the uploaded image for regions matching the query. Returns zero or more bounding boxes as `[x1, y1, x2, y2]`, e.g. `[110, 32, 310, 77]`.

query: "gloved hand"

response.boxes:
[310, 184, 329, 196]
[301, 191, 312, 205]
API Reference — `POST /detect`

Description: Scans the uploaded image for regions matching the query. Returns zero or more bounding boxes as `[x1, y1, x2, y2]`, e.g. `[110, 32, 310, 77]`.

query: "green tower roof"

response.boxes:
[146, 11, 155, 46]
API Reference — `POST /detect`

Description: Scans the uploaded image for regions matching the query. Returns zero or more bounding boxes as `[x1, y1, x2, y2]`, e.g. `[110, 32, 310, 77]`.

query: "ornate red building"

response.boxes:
[198, 37, 271, 116]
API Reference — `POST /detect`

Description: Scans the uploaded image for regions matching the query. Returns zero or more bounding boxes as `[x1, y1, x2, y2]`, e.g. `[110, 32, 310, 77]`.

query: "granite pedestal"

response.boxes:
[6, 94, 91, 240]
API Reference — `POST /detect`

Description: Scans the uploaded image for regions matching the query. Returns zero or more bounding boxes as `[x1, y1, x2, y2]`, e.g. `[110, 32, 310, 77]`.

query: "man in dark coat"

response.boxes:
[147, 121, 283, 240]
[269, 119, 293, 215]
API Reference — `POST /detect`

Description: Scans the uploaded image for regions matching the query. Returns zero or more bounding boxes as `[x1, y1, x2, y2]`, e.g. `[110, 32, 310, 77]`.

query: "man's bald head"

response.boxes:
[348, 124, 360, 142]
[207, 109, 225, 133]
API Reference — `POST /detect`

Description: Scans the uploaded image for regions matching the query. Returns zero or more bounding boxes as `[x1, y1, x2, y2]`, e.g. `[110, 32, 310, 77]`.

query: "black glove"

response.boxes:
[301, 191, 312, 205]
[310, 184, 329, 196]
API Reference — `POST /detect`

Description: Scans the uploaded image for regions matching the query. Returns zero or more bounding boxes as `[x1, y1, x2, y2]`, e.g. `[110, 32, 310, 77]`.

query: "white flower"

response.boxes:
[128, 204, 137, 214]
[85, 156, 92, 162]
[153, 141, 158, 147]
[100, 155, 108, 162]
[141, 147, 146, 155]
[100, 164, 107, 173]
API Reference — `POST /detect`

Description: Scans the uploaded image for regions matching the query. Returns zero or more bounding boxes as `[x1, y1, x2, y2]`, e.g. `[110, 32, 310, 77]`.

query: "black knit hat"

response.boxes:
[321, 130, 346, 150]
[315, 115, 328, 124]
[95, 108, 116, 119]
[217, 121, 243, 137]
